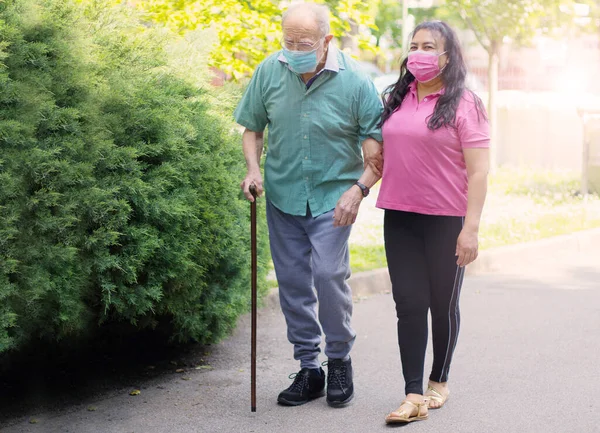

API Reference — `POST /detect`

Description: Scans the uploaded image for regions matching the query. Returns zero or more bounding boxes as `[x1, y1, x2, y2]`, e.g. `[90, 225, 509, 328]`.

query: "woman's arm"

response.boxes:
[456, 148, 489, 267]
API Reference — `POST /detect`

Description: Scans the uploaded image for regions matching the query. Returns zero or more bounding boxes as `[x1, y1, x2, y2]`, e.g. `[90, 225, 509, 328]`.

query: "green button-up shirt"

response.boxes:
[234, 46, 383, 217]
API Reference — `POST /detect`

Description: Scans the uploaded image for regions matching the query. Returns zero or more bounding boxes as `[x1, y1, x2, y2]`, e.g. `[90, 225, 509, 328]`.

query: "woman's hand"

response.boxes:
[455, 228, 479, 267]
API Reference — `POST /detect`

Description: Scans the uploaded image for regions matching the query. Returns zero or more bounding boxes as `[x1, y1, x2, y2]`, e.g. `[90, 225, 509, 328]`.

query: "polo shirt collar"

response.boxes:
[409, 79, 445, 97]
[278, 44, 343, 73]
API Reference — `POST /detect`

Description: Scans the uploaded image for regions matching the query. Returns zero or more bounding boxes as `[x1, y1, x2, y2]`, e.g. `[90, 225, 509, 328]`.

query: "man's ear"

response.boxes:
[324, 34, 334, 44]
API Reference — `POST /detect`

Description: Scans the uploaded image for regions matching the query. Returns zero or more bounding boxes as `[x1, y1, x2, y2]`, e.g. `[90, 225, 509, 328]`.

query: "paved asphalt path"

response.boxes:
[1, 247, 599, 433]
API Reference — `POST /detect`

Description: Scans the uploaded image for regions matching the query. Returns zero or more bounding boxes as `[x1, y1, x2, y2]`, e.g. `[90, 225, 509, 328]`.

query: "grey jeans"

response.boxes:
[266, 199, 356, 369]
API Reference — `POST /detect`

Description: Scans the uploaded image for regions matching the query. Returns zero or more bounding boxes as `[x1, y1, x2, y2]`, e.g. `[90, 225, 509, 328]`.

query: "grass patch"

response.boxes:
[349, 168, 600, 271]
[479, 207, 600, 249]
[266, 277, 279, 289]
[350, 244, 388, 273]
[488, 168, 585, 205]
[349, 205, 600, 271]
[264, 168, 600, 278]
[266, 244, 388, 285]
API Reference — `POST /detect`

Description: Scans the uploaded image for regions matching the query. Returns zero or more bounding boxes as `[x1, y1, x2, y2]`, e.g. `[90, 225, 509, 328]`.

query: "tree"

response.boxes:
[370, 1, 446, 72]
[372, 0, 403, 49]
[445, 0, 579, 168]
[372, 1, 442, 50]
[138, 0, 282, 80]
[136, 0, 379, 80]
[324, 0, 378, 54]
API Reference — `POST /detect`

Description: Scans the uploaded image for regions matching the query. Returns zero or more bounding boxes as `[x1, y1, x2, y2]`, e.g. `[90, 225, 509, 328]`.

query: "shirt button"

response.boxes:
[304, 135, 308, 139]
[304, 156, 308, 159]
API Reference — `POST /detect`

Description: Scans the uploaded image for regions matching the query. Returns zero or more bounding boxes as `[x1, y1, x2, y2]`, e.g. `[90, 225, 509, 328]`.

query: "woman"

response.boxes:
[377, 21, 489, 424]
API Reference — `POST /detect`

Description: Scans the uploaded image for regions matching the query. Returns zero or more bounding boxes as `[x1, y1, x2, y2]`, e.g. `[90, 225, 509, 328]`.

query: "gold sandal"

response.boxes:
[424, 385, 450, 409]
[385, 400, 428, 424]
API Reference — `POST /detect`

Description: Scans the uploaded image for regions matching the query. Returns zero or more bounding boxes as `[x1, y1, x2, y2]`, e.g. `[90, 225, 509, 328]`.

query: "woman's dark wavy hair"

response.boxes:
[380, 20, 486, 130]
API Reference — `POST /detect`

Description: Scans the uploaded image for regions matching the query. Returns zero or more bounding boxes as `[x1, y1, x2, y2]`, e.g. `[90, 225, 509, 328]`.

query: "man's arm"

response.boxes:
[233, 61, 269, 202]
[333, 137, 383, 227]
[240, 128, 265, 202]
[333, 75, 384, 227]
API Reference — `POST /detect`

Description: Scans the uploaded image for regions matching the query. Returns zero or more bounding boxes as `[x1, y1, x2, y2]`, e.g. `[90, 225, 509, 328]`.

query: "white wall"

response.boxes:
[583, 116, 600, 193]
[480, 91, 600, 172]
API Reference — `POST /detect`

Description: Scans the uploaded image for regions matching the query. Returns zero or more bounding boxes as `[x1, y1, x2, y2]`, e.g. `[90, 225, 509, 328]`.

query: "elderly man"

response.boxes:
[234, 2, 382, 407]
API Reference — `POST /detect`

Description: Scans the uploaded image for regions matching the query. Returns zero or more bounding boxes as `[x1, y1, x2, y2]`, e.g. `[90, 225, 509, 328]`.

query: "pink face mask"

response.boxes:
[406, 50, 447, 83]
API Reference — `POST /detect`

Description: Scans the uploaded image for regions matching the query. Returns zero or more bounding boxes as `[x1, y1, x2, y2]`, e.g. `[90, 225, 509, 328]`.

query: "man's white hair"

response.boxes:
[282, 2, 331, 37]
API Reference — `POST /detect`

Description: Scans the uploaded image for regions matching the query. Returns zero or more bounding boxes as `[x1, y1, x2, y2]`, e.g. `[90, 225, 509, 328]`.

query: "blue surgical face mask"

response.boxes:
[283, 48, 319, 74]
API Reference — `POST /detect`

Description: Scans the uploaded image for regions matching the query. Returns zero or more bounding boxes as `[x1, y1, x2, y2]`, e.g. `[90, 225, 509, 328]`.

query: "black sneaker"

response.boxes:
[277, 367, 325, 406]
[325, 357, 354, 406]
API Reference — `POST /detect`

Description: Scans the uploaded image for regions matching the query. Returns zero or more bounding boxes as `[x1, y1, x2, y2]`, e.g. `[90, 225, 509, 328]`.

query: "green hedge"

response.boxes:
[0, 0, 269, 354]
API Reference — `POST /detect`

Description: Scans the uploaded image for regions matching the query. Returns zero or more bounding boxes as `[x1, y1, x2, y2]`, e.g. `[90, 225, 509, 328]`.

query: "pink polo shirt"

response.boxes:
[376, 81, 489, 217]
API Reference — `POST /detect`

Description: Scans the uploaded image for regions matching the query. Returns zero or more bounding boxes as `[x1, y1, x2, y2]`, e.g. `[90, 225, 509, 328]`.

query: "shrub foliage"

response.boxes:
[0, 0, 268, 353]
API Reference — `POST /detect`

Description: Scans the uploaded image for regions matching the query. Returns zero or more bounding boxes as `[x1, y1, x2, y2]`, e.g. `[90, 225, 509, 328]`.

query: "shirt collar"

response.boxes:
[278, 44, 343, 74]
[409, 79, 445, 97]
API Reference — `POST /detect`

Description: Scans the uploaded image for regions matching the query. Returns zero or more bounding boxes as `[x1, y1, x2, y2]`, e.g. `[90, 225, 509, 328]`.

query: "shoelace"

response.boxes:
[323, 360, 348, 394]
[287, 371, 310, 393]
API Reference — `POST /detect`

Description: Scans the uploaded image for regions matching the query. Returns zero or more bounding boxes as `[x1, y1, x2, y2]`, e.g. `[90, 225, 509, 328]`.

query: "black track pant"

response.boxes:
[384, 210, 465, 396]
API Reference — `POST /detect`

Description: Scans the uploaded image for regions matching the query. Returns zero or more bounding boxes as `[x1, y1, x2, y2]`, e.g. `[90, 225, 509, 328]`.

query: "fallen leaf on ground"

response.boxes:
[87, 406, 97, 411]
[175, 368, 185, 373]
[182, 377, 191, 381]
[129, 390, 141, 396]
[195, 365, 213, 370]
[29, 418, 39, 424]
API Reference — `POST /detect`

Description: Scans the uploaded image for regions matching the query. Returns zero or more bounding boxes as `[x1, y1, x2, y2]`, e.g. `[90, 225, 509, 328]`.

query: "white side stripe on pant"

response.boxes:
[438, 216, 465, 382]
[439, 264, 461, 381]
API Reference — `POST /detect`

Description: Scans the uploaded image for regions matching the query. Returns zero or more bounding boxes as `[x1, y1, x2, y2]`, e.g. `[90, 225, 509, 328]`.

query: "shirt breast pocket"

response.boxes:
[312, 94, 357, 140]
[266, 92, 302, 126]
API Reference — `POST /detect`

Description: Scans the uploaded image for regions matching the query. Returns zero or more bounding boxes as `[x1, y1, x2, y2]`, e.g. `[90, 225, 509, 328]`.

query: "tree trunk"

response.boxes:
[401, 0, 409, 54]
[374, 36, 382, 71]
[340, 19, 359, 55]
[487, 40, 500, 172]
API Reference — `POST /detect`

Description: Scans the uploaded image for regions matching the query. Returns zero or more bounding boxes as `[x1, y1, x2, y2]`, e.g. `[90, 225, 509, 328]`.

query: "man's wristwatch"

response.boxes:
[354, 181, 370, 198]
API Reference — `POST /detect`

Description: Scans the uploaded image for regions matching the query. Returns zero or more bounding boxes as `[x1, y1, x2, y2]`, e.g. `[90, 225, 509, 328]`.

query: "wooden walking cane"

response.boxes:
[249, 184, 258, 412]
